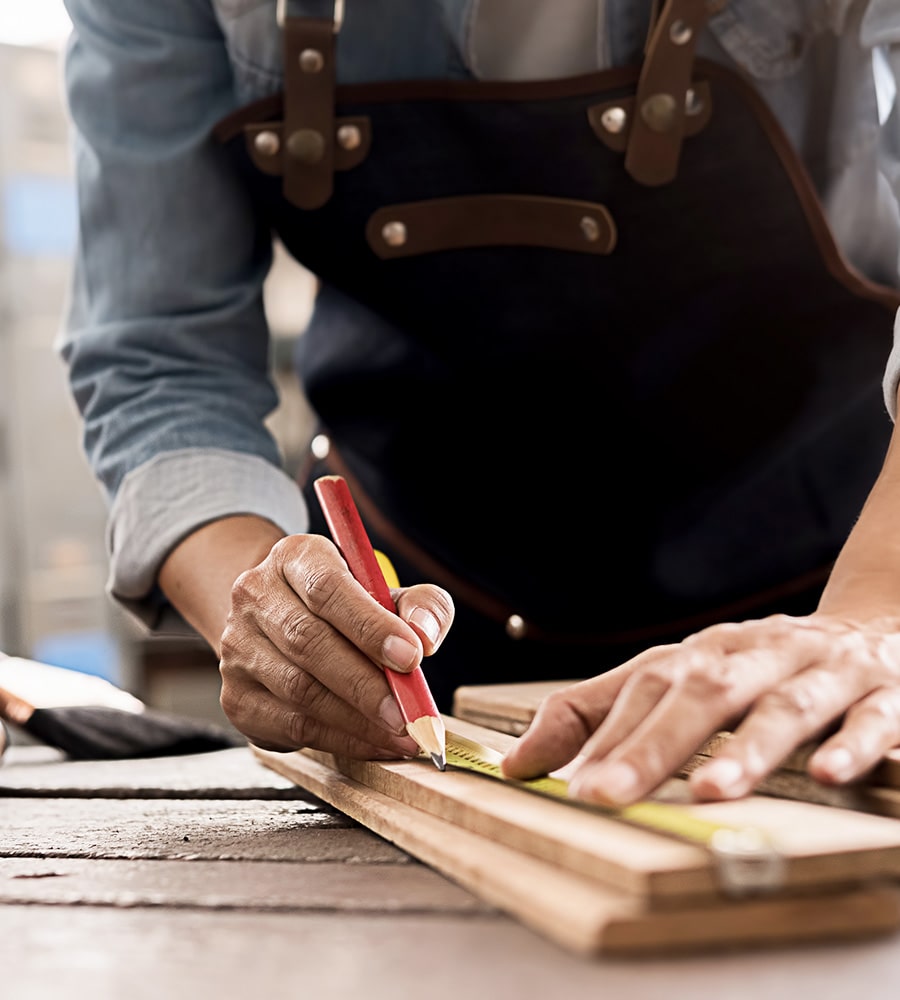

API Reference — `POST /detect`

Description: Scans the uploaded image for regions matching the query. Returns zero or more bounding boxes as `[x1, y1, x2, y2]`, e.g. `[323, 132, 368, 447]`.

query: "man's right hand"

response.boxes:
[217, 532, 454, 757]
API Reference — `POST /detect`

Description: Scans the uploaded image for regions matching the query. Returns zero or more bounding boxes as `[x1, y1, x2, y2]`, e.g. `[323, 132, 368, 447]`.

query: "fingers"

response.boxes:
[691, 632, 900, 798]
[230, 682, 419, 759]
[569, 646, 780, 804]
[808, 685, 900, 784]
[501, 662, 638, 779]
[220, 623, 420, 755]
[689, 664, 852, 799]
[220, 533, 452, 756]
[522, 616, 837, 806]
[227, 562, 401, 727]
[275, 535, 455, 674]
[395, 585, 455, 657]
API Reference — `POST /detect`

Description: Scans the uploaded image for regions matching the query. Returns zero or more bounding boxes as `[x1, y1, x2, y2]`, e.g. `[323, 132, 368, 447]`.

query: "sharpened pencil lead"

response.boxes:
[431, 751, 446, 772]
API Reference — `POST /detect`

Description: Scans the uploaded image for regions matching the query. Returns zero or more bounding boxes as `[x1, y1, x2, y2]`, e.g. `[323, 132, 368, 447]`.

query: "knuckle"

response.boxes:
[681, 658, 735, 703]
[851, 691, 900, 730]
[230, 566, 265, 607]
[632, 661, 677, 692]
[427, 586, 455, 623]
[283, 711, 313, 749]
[280, 609, 325, 661]
[692, 621, 742, 650]
[755, 613, 802, 644]
[279, 664, 316, 707]
[536, 690, 585, 731]
[757, 683, 820, 723]
[302, 562, 347, 618]
[345, 667, 383, 712]
[218, 682, 242, 721]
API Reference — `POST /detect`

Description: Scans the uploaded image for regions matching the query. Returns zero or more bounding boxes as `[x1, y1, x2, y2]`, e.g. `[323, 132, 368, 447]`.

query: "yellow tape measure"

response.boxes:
[444, 731, 785, 897]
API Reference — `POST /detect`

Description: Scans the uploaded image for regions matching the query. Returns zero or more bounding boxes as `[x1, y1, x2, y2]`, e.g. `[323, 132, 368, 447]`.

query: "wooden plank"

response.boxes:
[254, 742, 900, 955]
[362, 716, 900, 901]
[452, 680, 575, 736]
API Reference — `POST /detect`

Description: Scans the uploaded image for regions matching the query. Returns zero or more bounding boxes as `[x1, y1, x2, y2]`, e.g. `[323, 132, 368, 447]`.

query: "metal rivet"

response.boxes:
[670, 20, 693, 45]
[253, 130, 280, 157]
[286, 129, 325, 165]
[310, 433, 331, 460]
[600, 106, 628, 135]
[381, 221, 407, 248]
[299, 48, 325, 73]
[336, 124, 362, 151]
[505, 615, 527, 640]
[685, 88, 704, 117]
[641, 93, 678, 133]
[580, 216, 600, 243]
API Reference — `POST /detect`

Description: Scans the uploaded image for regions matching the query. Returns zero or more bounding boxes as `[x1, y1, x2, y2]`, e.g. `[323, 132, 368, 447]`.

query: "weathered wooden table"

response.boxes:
[4, 743, 900, 1000]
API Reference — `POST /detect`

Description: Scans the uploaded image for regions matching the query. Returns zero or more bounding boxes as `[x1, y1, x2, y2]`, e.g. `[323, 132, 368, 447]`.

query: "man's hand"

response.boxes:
[501, 613, 900, 804]
[218, 533, 454, 757]
[159, 515, 454, 760]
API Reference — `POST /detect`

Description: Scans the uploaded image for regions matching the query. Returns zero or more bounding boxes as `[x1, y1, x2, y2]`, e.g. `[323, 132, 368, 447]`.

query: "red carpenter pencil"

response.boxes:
[313, 474, 446, 770]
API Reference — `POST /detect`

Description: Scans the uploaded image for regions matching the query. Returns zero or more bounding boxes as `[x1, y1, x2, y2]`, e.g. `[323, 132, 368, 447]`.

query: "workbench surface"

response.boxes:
[4, 744, 900, 1000]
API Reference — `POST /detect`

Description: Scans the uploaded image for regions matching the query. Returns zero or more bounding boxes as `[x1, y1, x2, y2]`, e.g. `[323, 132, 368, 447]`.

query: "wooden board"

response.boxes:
[253, 741, 900, 956]
[253, 714, 900, 954]
[452, 681, 900, 814]
[452, 680, 575, 736]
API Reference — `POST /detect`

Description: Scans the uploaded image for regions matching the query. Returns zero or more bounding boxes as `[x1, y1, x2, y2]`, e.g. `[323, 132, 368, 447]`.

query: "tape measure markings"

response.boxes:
[444, 730, 785, 897]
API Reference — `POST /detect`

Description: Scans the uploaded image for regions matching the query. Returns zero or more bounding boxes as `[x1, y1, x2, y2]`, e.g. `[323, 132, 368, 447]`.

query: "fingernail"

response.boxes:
[696, 758, 745, 796]
[815, 747, 854, 782]
[572, 762, 640, 805]
[378, 695, 406, 735]
[382, 635, 420, 671]
[409, 607, 441, 647]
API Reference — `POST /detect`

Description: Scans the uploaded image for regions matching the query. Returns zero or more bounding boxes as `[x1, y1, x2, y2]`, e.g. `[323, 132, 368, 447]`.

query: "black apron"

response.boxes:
[214, 1, 900, 710]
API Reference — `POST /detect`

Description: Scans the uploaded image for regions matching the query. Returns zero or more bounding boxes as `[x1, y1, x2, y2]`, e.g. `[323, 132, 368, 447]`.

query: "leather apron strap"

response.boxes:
[277, 0, 344, 209]
[626, 0, 724, 185]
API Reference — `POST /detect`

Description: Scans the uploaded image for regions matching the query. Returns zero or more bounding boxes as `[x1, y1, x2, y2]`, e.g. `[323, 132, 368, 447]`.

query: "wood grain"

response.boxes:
[254, 738, 900, 955]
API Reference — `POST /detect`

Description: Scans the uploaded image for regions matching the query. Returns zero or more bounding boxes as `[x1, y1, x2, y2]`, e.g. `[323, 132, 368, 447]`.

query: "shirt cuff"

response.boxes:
[107, 448, 309, 631]
[883, 308, 900, 422]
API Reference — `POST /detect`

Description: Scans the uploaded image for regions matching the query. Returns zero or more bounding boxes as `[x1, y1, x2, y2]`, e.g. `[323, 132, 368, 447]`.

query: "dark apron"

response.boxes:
[214, 1, 900, 710]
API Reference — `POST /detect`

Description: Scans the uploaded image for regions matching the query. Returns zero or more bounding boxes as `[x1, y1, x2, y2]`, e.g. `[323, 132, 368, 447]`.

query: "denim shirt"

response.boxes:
[59, 0, 900, 628]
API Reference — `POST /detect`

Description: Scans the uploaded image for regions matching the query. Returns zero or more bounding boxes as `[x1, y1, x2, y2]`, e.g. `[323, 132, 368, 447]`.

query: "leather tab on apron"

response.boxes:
[243, 117, 372, 177]
[282, 16, 337, 209]
[625, 0, 721, 186]
[367, 195, 617, 259]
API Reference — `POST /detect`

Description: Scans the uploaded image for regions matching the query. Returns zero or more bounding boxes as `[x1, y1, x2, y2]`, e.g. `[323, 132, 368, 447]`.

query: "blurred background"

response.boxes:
[0, 3, 317, 723]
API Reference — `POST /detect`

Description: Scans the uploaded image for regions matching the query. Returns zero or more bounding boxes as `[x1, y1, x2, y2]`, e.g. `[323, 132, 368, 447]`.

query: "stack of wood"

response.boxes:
[255, 680, 900, 956]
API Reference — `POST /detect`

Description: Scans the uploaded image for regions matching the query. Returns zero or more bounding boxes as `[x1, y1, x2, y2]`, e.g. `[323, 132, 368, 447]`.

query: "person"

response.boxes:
[59, 0, 900, 805]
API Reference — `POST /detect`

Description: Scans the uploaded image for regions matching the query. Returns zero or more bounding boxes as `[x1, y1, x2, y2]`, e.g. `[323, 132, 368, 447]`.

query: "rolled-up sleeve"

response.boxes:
[870, 9, 900, 417]
[60, 0, 308, 628]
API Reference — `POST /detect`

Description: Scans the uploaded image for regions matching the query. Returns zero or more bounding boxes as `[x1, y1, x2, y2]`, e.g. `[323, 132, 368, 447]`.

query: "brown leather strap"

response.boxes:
[366, 195, 617, 259]
[282, 17, 337, 209]
[625, 0, 722, 186]
[243, 117, 372, 176]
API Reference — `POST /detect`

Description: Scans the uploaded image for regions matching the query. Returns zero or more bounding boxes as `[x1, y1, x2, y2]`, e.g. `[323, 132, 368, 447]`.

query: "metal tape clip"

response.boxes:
[277, 0, 344, 31]
[710, 826, 786, 898]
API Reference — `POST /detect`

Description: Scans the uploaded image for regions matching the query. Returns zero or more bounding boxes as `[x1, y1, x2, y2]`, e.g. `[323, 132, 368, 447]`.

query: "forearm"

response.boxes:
[818, 417, 900, 620]
[159, 515, 286, 655]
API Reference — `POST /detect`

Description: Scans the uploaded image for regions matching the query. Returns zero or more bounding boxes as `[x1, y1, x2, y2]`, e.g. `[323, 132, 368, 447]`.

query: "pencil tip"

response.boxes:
[431, 752, 446, 772]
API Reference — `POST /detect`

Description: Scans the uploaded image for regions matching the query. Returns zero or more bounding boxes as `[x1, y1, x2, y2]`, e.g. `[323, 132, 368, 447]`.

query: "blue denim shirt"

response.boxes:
[59, 0, 900, 628]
